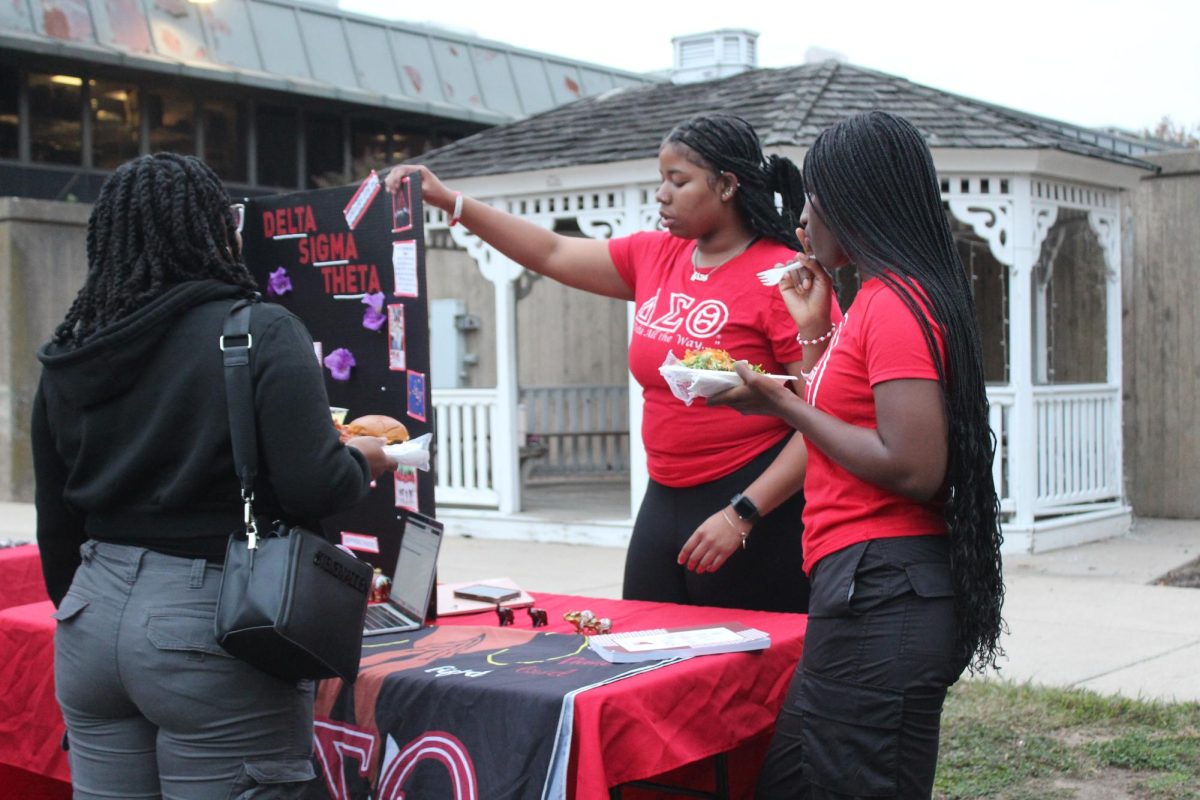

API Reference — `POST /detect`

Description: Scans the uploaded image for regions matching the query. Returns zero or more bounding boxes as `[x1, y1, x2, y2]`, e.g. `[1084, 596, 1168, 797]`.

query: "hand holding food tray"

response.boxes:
[659, 349, 795, 406]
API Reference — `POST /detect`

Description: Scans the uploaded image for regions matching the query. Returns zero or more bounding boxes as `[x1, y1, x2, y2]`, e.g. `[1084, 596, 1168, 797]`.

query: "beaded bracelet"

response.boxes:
[448, 191, 464, 227]
[795, 322, 838, 347]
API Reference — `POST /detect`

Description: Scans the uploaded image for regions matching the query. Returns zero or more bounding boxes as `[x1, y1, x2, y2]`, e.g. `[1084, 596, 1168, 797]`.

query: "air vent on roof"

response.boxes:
[671, 29, 758, 84]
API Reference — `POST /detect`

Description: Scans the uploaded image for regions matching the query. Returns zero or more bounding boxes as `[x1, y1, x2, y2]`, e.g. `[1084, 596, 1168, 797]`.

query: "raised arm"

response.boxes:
[386, 165, 633, 301]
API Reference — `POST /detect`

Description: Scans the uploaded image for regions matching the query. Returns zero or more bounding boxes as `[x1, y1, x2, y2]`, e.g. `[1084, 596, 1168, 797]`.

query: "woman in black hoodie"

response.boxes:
[32, 153, 395, 798]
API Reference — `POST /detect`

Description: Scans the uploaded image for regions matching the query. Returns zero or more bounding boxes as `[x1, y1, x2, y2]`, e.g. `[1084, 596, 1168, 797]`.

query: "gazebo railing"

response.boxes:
[432, 388, 500, 508]
[432, 384, 1120, 517]
[520, 385, 630, 480]
[985, 387, 1016, 515]
[1032, 384, 1122, 512]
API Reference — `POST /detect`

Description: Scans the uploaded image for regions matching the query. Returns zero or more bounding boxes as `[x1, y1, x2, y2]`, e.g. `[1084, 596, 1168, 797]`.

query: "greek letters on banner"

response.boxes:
[307, 626, 672, 800]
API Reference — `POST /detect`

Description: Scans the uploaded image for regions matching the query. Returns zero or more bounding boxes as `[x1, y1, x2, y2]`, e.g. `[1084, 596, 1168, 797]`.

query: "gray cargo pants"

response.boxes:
[53, 540, 316, 799]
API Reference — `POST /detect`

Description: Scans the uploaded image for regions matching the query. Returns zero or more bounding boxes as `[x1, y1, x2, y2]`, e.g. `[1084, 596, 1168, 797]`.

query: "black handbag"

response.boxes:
[213, 298, 373, 683]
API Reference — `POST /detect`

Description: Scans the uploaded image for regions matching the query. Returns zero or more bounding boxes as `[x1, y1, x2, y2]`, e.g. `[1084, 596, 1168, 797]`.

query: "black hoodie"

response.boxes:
[32, 280, 371, 605]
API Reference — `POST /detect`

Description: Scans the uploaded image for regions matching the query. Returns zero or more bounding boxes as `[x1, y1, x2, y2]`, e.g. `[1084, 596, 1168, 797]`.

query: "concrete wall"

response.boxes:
[1123, 150, 1200, 518]
[0, 198, 91, 502]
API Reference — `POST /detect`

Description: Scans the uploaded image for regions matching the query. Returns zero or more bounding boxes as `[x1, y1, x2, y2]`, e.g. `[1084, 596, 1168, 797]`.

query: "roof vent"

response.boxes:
[671, 29, 758, 84]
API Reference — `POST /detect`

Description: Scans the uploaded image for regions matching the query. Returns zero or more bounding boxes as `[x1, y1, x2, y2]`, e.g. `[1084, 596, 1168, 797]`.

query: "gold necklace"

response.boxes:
[689, 237, 758, 282]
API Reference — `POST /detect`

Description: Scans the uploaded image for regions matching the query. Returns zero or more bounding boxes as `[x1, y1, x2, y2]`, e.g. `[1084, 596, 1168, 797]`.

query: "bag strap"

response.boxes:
[221, 297, 260, 546]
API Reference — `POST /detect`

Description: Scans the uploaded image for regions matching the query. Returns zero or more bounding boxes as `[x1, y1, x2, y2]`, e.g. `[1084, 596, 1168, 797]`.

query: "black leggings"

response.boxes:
[622, 439, 809, 612]
[756, 535, 968, 799]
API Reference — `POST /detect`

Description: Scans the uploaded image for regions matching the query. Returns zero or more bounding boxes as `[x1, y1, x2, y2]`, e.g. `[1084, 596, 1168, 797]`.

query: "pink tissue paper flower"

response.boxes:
[362, 292, 386, 331]
[266, 267, 292, 297]
[324, 348, 355, 381]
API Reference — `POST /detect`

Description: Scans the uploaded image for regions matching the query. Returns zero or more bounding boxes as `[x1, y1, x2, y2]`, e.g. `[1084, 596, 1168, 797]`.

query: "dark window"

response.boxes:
[256, 104, 297, 188]
[202, 99, 247, 184]
[29, 73, 82, 165]
[950, 216, 1009, 384]
[387, 128, 428, 162]
[350, 118, 388, 179]
[305, 111, 344, 188]
[146, 90, 195, 155]
[1031, 209, 1108, 384]
[0, 65, 17, 159]
[90, 79, 140, 169]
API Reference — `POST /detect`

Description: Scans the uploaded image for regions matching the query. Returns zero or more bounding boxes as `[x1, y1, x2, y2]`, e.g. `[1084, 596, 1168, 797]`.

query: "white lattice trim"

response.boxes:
[947, 199, 1014, 266]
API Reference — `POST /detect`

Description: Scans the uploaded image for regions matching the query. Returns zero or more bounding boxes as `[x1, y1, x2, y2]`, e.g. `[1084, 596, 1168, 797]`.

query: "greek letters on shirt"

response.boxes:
[633, 289, 731, 346]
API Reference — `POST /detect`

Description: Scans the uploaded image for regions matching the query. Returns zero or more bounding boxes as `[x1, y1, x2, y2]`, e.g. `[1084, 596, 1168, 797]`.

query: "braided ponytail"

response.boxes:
[663, 114, 804, 249]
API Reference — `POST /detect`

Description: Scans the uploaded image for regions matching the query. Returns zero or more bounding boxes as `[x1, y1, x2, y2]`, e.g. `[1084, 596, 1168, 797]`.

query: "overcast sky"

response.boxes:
[339, 0, 1197, 134]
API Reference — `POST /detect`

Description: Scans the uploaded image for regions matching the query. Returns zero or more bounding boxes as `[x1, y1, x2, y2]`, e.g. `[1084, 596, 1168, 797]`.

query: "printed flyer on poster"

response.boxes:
[240, 172, 432, 571]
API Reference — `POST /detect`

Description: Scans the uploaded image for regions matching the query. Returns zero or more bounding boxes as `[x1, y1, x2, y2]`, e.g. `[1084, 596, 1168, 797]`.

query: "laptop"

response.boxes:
[362, 510, 443, 636]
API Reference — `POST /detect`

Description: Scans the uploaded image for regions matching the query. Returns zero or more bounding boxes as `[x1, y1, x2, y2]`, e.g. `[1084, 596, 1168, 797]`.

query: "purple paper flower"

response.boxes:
[362, 291, 386, 331]
[324, 348, 356, 381]
[266, 267, 292, 297]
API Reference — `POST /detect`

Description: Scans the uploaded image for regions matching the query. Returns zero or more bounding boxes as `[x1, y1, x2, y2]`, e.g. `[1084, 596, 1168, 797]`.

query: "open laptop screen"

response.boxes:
[388, 511, 442, 620]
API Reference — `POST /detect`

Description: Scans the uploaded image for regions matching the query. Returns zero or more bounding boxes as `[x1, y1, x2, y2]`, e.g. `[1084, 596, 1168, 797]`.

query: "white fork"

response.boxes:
[756, 261, 803, 286]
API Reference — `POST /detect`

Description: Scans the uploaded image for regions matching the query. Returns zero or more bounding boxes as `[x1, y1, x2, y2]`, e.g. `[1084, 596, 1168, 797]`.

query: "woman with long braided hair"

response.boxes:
[712, 111, 1004, 798]
[390, 113, 828, 611]
[33, 153, 394, 796]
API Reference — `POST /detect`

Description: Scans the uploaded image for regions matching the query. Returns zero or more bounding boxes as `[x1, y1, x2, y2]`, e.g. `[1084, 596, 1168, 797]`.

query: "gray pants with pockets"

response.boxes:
[53, 540, 316, 799]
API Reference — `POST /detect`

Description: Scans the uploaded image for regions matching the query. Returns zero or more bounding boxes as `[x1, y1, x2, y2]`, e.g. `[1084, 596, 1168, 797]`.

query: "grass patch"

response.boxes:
[935, 679, 1200, 799]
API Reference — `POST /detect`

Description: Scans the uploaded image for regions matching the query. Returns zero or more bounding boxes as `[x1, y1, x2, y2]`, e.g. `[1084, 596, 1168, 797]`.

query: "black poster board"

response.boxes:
[240, 172, 432, 571]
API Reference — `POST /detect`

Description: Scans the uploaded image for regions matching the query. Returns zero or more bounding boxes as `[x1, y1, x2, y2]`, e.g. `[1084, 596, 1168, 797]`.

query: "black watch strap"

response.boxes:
[730, 492, 761, 524]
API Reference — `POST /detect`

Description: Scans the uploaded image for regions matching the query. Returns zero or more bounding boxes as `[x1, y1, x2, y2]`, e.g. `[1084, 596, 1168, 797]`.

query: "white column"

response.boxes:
[617, 187, 652, 521]
[451, 213, 530, 514]
[1008, 185, 1058, 535]
[626, 306, 647, 521]
[1088, 204, 1124, 503]
[490, 261, 521, 513]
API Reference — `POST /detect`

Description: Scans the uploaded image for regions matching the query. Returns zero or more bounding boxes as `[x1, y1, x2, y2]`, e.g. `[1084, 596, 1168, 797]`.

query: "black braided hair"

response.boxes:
[803, 111, 1005, 673]
[663, 113, 805, 249]
[53, 153, 257, 349]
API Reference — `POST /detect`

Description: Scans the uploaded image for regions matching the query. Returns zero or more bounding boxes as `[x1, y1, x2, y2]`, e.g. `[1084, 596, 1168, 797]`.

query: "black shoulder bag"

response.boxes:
[213, 298, 373, 683]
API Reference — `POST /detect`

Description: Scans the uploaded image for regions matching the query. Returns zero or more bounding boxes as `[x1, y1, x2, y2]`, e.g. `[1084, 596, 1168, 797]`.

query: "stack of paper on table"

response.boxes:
[436, 576, 535, 617]
[588, 621, 770, 663]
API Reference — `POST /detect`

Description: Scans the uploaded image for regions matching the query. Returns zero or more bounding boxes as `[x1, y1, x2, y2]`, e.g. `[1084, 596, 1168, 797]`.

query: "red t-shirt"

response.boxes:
[801, 277, 948, 573]
[609, 231, 804, 487]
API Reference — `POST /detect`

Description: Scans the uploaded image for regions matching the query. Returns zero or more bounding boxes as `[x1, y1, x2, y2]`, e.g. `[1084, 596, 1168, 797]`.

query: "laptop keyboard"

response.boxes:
[364, 604, 409, 631]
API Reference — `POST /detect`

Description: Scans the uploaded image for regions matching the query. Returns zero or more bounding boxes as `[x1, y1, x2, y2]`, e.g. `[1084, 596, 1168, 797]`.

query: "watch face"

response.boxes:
[732, 493, 759, 521]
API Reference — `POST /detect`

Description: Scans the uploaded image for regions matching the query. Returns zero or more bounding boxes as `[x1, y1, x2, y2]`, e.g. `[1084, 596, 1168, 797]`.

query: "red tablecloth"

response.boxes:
[0, 544, 49, 610]
[0, 599, 67, 783]
[0, 545, 807, 799]
[0, 546, 68, 786]
[437, 593, 806, 798]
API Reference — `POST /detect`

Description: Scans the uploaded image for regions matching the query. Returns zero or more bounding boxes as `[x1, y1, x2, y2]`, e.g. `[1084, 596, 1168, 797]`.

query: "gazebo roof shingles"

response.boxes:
[414, 60, 1159, 179]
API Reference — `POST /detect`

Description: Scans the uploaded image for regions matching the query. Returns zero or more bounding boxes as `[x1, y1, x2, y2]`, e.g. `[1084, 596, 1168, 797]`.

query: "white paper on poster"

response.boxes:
[391, 240, 419, 297]
[339, 532, 380, 553]
[388, 304, 406, 371]
[394, 467, 419, 511]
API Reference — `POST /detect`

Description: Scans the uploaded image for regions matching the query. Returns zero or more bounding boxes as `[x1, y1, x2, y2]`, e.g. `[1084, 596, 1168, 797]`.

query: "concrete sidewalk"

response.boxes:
[5, 502, 1198, 703]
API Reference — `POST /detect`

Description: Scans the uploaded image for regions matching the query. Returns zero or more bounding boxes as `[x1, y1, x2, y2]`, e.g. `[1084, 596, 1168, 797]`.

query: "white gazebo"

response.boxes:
[424, 59, 1165, 553]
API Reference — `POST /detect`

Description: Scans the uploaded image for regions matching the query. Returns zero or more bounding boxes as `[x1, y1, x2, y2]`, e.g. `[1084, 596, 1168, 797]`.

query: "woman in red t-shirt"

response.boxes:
[712, 112, 1005, 797]
[387, 114, 817, 611]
